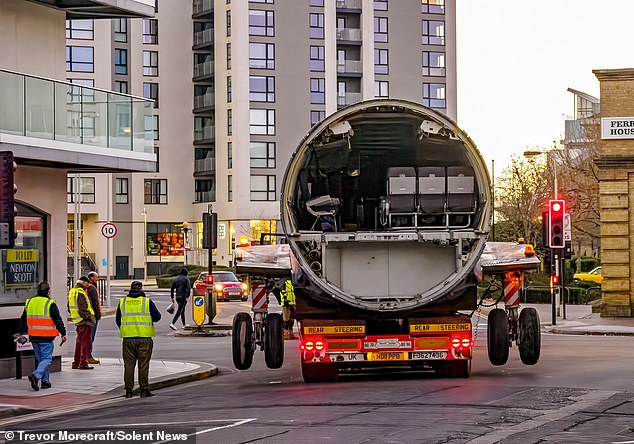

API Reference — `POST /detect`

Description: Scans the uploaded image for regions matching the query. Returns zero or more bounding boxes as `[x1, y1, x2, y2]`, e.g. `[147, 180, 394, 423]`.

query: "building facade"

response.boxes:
[68, 0, 457, 277]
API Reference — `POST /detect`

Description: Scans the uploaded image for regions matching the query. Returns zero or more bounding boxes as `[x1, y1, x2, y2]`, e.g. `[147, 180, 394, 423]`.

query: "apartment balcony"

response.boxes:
[336, 28, 362, 44]
[195, 190, 215, 203]
[194, 125, 215, 144]
[0, 69, 155, 172]
[193, 61, 214, 81]
[193, 28, 213, 50]
[337, 60, 362, 77]
[192, 0, 213, 17]
[336, 0, 362, 12]
[337, 92, 362, 108]
[193, 93, 215, 112]
[194, 157, 216, 176]
[30, 0, 155, 18]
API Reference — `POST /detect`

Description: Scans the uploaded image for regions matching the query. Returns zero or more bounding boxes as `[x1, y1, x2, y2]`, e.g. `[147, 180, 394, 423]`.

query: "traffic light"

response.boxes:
[0, 151, 17, 248]
[548, 199, 565, 248]
[202, 212, 217, 249]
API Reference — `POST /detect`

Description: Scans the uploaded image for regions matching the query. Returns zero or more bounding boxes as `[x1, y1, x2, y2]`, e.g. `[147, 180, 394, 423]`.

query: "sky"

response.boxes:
[455, 0, 634, 174]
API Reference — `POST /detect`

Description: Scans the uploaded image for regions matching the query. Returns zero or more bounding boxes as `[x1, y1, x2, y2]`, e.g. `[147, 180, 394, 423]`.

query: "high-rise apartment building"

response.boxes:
[68, 0, 456, 277]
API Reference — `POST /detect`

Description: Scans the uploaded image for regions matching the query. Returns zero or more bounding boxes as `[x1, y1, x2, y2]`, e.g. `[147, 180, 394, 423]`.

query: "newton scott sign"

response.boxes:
[602, 117, 634, 139]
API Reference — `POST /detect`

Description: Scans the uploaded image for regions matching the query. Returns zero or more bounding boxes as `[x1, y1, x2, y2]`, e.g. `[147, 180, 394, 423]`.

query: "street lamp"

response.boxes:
[142, 208, 147, 279]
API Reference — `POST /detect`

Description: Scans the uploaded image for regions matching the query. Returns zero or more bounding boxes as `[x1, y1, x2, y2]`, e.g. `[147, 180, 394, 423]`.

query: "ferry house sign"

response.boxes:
[602, 117, 634, 139]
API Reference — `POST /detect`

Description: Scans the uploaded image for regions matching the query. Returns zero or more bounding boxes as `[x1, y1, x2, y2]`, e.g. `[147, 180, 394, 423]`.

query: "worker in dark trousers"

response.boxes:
[280, 278, 297, 340]
[86, 271, 102, 364]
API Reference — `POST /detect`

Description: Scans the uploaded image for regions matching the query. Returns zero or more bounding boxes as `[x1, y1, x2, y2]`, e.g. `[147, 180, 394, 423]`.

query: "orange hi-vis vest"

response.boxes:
[25, 296, 59, 338]
[89, 282, 102, 311]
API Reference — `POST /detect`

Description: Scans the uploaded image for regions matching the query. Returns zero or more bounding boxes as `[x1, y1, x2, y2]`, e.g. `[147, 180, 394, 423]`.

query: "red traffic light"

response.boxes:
[548, 199, 566, 248]
[551, 202, 561, 212]
[551, 275, 560, 285]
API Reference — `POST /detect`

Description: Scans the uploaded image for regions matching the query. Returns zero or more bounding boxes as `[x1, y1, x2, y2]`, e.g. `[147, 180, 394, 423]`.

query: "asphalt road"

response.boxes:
[7, 294, 634, 444]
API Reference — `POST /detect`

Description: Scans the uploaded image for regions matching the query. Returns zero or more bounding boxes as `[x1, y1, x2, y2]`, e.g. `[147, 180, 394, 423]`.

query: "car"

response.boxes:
[193, 271, 248, 301]
[573, 266, 602, 284]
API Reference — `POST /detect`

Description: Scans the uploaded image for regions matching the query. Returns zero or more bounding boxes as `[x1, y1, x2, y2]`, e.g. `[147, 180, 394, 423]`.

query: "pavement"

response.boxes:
[2, 282, 634, 424]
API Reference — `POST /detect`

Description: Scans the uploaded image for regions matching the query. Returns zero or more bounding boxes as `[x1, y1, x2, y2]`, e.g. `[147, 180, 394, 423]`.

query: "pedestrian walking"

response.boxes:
[170, 268, 191, 330]
[281, 278, 297, 340]
[116, 280, 161, 398]
[19, 282, 67, 391]
[86, 271, 102, 365]
[67, 276, 95, 370]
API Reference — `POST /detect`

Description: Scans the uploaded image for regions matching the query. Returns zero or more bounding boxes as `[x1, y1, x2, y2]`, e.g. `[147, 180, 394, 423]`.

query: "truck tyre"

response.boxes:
[232, 312, 254, 370]
[264, 313, 284, 369]
[301, 362, 338, 383]
[518, 307, 541, 365]
[487, 308, 509, 366]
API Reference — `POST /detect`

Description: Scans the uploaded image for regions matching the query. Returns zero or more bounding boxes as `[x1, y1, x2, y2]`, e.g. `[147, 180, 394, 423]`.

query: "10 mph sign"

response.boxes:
[101, 222, 117, 239]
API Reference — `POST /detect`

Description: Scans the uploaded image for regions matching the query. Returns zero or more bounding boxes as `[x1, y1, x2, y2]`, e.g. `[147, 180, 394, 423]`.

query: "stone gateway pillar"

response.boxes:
[594, 68, 634, 317]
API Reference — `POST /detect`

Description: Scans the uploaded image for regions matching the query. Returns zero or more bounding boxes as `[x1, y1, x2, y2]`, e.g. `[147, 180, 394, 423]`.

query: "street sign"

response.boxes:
[192, 294, 206, 327]
[564, 212, 571, 242]
[101, 222, 117, 239]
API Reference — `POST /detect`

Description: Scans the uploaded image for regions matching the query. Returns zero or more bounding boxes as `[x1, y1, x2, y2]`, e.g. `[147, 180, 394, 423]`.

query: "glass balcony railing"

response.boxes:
[194, 157, 216, 174]
[194, 125, 215, 142]
[192, 0, 213, 15]
[193, 28, 213, 47]
[337, 60, 362, 74]
[193, 93, 215, 110]
[0, 69, 154, 153]
[195, 190, 215, 203]
[336, 28, 362, 42]
[193, 60, 214, 78]
[336, 0, 362, 9]
[337, 92, 362, 107]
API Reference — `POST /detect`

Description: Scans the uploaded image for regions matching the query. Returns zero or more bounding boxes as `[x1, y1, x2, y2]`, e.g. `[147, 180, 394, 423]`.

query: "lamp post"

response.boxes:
[142, 208, 147, 279]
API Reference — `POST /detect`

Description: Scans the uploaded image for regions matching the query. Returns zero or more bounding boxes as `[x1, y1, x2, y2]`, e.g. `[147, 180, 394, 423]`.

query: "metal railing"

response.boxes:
[524, 284, 601, 305]
[194, 157, 215, 174]
[195, 190, 215, 203]
[194, 125, 215, 142]
[0, 69, 154, 153]
[336, 28, 362, 41]
[194, 93, 215, 109]
[193, 0, 213, 15]
[193, 60, 214, 78]
[193, 28, 213, 46]
[337, 92, 362, 107]
[337, 60, 362, 74]
[336, 0, 362, 9]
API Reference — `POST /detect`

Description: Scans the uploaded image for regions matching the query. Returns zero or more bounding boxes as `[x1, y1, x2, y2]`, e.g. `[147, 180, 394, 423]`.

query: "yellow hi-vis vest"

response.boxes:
[281, 280, 296, 306]
[68, 287, 94, 324]
[25, 296, 58, 337]
[119, 296, 155, 338]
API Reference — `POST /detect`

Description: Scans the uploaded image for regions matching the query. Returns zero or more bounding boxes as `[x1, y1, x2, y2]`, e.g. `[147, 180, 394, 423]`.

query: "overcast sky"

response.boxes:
[455, 0, 634, 174]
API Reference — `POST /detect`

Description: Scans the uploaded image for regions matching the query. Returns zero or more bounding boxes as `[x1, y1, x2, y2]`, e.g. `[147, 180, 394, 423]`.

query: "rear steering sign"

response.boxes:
[192, 294, 205, 327]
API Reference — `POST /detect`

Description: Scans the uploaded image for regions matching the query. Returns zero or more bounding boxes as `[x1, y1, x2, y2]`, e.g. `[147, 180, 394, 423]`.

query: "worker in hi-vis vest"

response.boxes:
[18, 281, 67, 391]
[116, 281, 161, 398]
[280, 278, 297, 340]
[67, 276, 95, 370]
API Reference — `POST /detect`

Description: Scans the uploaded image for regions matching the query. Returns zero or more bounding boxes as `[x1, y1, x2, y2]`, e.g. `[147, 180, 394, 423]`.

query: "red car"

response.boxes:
[193, 271, 248, 301]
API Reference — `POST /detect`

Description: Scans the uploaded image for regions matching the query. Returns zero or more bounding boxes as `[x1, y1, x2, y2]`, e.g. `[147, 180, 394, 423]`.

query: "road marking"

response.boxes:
[149, 418, 256, 444]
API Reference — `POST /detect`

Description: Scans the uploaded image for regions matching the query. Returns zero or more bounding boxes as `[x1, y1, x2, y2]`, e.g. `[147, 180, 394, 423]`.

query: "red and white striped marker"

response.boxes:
[503, 272, 520, 308]
[251, 284, 268, 311]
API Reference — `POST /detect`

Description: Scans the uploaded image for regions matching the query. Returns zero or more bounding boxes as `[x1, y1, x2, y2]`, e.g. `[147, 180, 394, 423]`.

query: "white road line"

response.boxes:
[153, 418, 256, 444]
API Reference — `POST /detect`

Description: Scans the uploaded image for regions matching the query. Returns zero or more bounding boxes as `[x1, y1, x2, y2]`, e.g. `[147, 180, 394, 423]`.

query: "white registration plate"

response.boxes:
[410, 350, 448, 360]
[328, 353, 364, 362]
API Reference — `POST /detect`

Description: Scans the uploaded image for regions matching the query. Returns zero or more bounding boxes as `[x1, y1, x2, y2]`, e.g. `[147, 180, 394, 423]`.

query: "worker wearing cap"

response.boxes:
[116, 280, 161, 398]
[18, 282, 67, 391]
[67, 276, 95, 370]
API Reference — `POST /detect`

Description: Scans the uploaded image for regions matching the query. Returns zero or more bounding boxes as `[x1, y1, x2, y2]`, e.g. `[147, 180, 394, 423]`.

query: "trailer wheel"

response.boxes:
[264, 313, 284, 369]
[518, 307, 541, 365]
[301, 362, 338, 383]
[487, 308, 509, 366]
[232, 312, 254, 370]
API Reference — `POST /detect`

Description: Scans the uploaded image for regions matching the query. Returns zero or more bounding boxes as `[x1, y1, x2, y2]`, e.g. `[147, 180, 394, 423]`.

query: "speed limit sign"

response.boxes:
[101, 222, 118, 239]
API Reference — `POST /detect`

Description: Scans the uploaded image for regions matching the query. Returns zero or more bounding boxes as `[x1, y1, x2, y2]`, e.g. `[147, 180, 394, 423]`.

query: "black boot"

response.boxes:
[140, 390, 154, 398]
[125, 390, 134, 398]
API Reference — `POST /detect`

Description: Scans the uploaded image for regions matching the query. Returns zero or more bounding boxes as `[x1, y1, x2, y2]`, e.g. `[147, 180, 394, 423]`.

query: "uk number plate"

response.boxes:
[367, 352, 405, 361]
[410, 350, 448, 360]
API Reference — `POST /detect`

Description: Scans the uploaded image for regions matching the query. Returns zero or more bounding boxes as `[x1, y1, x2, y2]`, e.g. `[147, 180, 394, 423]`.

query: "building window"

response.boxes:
[114, 48, 127, 75]
[309, 13, 324, 39]
[422, 51, 446, 76]
[374, 0, 387, 10]
[195, 179, 214, 203]
[374, 17, 388, 42]
[311, 110, 325, 126]
[115, 80, 128, 94]
[144, 179, 167, 204]
[250, 142, 276, 168]
[146, 223, 185, 257]
[115, 178, 129, 204]
[227, 43, 232, 69]
[143, 82, 159, 108]
[422, 20, 445, 45]
[423, 83, 446, 109]
[226, 10, 231, 37]
[143, 51, 159, 76]
[143, 19, 158, 44]
[310, 0, 324, 5]
[66, 46, 94, 73]
[67, 79, 94, 103]
[228, 142, 232, 168]
[310, 78, 325, 104]
[250, 109, 275, 135]
[374, 48, 388, 74]
[249, 76, 275, 102]
[310, 45, 325, 72]
[228, 175, 233, 202]
[227, 109, 232, 136]
[66, 20, 94, 40]
[152, 115, 159, 141]
[375, 80, 389, 98]
[251, 175, 275, 201]
[422, 0, 444, 14]
[67, 176, 95, 204]
[154, 147, 160, 172]
[194, 117, 214, 141]
[249, 43, 275, 69]
[249, 10, 275, 36]
[227, 76, 232, 102]
[113, 19, 127, 42]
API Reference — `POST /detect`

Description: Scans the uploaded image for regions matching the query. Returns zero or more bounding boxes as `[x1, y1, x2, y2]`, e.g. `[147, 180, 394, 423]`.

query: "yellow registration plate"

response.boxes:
[367, 351, 406, 361]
